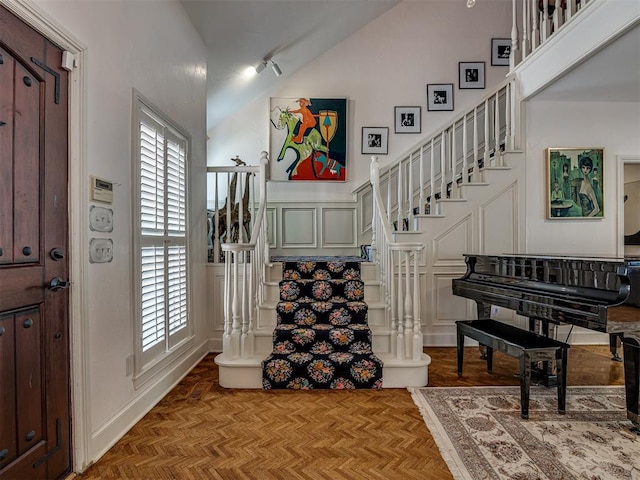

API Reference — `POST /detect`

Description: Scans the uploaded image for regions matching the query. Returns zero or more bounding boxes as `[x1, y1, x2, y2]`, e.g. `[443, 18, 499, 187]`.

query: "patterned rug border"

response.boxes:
[409, 385, 638, 480]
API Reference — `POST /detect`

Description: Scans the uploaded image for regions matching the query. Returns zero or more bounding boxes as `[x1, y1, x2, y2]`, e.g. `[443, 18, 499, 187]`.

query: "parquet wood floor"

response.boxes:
[76, 345, 623, 480]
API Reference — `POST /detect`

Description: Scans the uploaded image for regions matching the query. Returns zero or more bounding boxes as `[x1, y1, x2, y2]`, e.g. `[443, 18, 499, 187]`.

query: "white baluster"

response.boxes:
[440, 131, 446, 200]
[483, 99, 490, 167]
[473, 107, 478, 180]
[412, 250, 422, 361]
[532, 0, 540, 50]
[505, 82, 512, 152]
[511, 0, 518, 69]
[419, 145, 425, 215]
[462, 114, 468, 184]
[389, 245, 397, 357]
[451, 123, 457, 199]
[408, 153, 414, 227]
[396, 251, 405, 360]
[231, 251, 241, 358]
[430, 139, 435, 213]
[494, 90, 500, 166]
[222, 245, 231, 356]
[522, 0, 529, 59]
[397, 163, 403, 230]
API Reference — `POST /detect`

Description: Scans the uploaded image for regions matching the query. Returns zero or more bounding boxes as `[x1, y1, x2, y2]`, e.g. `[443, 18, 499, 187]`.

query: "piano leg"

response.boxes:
[623, 337, 640, 430]
[476, 302, 491, 360]
[610, 333, 623, 362]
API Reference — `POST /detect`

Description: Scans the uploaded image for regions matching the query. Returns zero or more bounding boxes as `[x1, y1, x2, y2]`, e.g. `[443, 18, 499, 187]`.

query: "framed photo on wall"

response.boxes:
[491, 38, 512, 66]
[362, 127, 388, 155]
[427, 84, 454, 111]
[394, 106, 421, 134]
[546, 147, 604, 219]
[459, 62, 485, 89]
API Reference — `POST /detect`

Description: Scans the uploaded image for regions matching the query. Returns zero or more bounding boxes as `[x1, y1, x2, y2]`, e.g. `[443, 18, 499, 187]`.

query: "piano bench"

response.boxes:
[455, 319, 570, 420]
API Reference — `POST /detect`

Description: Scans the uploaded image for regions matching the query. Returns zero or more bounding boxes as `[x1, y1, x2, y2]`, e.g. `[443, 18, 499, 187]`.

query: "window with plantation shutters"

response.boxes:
[134, 92, 190, 375]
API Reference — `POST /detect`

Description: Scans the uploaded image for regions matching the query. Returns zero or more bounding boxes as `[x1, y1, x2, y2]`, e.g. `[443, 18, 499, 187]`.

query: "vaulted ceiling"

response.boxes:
[181, 0, 400, 128]
[181, 0, 640, 130]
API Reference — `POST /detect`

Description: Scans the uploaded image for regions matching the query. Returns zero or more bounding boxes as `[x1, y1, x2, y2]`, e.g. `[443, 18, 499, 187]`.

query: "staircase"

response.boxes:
[262, 260, 383, 389]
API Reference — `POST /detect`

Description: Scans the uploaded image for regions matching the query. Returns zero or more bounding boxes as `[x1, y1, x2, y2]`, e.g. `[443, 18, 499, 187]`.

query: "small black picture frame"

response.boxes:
[427, 84, 454, 111]
[394, 106, 421, 134]
[491, 38, 511, 66]
[362, 127, 388, 155]
[459, 62, 485, 89]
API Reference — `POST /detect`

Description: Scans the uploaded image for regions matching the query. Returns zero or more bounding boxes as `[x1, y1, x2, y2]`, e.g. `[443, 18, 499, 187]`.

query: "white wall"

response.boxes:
[525, 100, 640, 255]
[29, 0, 208, 467]
[209, 0, 513, 202]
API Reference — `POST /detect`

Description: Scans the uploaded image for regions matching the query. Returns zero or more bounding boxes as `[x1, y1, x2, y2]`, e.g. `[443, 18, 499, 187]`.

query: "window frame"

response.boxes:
[132, 89, 193, 386]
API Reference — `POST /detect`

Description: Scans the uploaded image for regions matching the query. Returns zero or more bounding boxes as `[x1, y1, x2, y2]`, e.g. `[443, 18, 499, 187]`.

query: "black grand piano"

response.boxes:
[452, 253, 640, 427]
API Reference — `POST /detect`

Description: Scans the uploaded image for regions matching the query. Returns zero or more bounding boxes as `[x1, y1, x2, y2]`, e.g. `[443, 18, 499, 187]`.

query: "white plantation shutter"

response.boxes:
[134, 96, 190, 370]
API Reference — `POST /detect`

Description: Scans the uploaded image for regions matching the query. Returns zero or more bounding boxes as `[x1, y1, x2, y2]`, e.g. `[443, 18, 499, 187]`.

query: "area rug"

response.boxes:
[409, 386, 640, 480]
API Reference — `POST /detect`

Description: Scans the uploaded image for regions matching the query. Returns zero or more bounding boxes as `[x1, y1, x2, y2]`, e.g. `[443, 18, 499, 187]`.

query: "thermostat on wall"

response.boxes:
[90, 176, 114, 204]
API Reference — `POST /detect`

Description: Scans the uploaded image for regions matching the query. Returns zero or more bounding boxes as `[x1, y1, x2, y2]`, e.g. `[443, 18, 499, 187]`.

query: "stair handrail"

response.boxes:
[354, 75, 518, 246]
[217, 151, 270, 360]
[370, 156, 425, 361]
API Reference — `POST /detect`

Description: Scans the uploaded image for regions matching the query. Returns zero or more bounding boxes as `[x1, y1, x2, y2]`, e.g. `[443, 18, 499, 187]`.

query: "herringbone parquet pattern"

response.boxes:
[77, 345, 623, 480]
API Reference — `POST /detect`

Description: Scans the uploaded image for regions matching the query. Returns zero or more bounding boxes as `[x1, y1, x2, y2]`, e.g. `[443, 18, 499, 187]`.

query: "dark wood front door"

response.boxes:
[0, 5, 71, 479]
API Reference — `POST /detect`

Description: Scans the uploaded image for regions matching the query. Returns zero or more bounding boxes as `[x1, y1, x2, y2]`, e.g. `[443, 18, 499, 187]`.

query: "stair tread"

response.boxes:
[263, 260, 382, 390]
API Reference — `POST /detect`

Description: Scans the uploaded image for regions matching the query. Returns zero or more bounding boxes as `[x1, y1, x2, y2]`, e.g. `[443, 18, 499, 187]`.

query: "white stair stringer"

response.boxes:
[413, 150, 526, 347]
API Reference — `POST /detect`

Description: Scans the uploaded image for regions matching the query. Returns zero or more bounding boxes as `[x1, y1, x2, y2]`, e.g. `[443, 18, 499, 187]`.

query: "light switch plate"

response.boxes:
[89, 238, 113, 263]
[89, 206, 114, 232]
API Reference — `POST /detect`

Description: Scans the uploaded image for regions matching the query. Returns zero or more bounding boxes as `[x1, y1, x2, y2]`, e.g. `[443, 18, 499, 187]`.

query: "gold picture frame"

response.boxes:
[546, 147, 604, 219]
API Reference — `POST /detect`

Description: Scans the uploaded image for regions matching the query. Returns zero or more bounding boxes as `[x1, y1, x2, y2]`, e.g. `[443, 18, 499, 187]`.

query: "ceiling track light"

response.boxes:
[255, 61, 267, 74]
[255, 57, 282, 77]
[466, 0, 476, 7]
[268, 59, 282, 77]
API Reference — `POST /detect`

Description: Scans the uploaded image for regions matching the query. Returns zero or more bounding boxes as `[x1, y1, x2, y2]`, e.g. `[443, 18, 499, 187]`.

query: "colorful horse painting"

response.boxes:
[269, 97, 347, 181]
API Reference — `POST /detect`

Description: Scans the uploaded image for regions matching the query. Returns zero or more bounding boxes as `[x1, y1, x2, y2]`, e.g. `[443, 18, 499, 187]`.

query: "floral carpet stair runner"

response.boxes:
[262, 261, 384, 389]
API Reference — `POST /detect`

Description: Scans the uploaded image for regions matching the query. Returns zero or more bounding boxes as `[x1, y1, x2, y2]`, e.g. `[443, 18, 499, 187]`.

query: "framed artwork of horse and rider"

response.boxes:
[269, 97, 347, 181]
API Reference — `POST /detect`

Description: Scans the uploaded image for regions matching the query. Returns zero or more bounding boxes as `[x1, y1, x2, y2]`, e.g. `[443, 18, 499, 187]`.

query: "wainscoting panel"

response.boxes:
[359, 189, 373, 238]
[281, 207, 317, 248]
[432, 214, 473, 267]
[480, 182, 518, 255]
[432, 272, 471, 327]
[321, 208, 356, 247]
[269, 200, 361, 256]
[266, 207, 277, 247]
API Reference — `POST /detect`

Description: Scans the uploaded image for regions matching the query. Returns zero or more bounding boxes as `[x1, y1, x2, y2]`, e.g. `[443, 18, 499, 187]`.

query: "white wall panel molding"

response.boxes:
[479, 181, 519, 255]
[359, 189, 374, 238]
[321, 207, 356, 247]
[268, 200, 362, 255]
[432, 214, 473, 267]
[266, 207, 277, 247]
[431, 272, 472, 328]
[281, 207, 317, 248]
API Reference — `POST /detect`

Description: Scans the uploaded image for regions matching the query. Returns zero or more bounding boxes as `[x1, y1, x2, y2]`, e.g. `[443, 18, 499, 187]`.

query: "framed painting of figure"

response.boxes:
[546, 147, 604, 219]
[269, 97, 347, 181]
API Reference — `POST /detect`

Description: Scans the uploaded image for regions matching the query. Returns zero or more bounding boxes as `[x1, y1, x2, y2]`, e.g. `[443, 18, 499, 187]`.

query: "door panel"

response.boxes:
[0, 316, 17, 467]
[0, 47, 13, 265]
[13, 60, 41, 264]
[0, 5, 71, 479]
[15, 310, 43, 455]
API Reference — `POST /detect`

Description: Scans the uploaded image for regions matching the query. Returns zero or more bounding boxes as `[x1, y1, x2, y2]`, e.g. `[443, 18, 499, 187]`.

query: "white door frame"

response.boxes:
[617, 155, 640, 257]
[0, 0, 90, 472]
